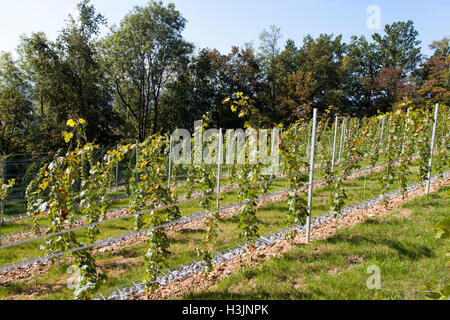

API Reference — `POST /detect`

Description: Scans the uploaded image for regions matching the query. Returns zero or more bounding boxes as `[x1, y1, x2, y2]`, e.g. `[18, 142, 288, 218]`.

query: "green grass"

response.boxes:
[183, 186, 449, 300]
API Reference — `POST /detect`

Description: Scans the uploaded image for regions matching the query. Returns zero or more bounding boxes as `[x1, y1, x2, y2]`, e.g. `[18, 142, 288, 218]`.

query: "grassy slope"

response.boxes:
[183, 186, 449, 300]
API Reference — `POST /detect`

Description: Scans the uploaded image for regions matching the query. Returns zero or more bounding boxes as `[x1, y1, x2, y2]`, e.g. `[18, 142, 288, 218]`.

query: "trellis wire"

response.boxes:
[1, 138, 443, 251]
[1, 139, 377, 219]
[0, 108, 446, 272]
[0, 153, 423, 271]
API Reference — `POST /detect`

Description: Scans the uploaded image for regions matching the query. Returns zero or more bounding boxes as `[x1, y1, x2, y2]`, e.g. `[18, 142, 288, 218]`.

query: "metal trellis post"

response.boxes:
[380, 115, 386, 145]
[401, 109, 410, 154]
[331, 116, 339, 175]
[135, 140, 139, 180]
[216, 129, 223, 214]
[338, 117, 346, 162]
[387, 115, 393, 145]
[168, 136, 173, 189]
[426, 104, 439, 195]
[305, 108, 318, 243]
[115, 144, 119, 188]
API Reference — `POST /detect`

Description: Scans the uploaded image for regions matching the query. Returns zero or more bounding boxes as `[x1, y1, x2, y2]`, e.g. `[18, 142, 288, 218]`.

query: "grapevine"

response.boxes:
[280, 122, 308, 239]
[128, 135, 180, 292]
[26, 119, 108, 299]
[226, 93, 264, 250]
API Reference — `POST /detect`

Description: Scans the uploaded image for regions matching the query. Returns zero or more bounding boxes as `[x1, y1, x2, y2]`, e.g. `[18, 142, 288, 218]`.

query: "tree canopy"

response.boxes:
[0, 0, 446, 155]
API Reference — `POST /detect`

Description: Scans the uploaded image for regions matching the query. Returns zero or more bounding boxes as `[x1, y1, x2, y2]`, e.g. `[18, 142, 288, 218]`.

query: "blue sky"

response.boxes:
[0, 0, 449, 57]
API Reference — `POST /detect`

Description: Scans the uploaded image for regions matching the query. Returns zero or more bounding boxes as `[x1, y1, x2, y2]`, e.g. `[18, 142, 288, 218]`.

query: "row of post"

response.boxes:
[1, 104, 441, 246]
[6, 105, 441, 245]
[163, 105, 440, 244]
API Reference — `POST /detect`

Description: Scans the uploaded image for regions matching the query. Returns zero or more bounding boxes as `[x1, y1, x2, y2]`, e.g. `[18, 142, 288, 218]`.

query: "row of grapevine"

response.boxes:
[16, 98, 449, 299]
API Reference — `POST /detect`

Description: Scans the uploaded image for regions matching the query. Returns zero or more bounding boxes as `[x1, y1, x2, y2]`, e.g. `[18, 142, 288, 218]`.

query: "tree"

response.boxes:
[159, 48, 227, 133]
[103, 0, 193, 141]
[370, 67, 416, 112]
[417, 37, 450, 105]
[277, 69, 314, 122]
[223, 47, 265, 127]
[0, 87, 33, 154]
[361, 21, 423, 112]
[296, 34, 349, 115]
[373, 20, 422, 77]
[347, 36, 383, 115]
[17, 32, 71, 152]
[0, 52, 29, 93]
[58, 0, 116, 146]
[278, 39, 299, 77]
[160, 46, 264, 132]
[17, 0, 116, 151]
[258, 25, 283, 115]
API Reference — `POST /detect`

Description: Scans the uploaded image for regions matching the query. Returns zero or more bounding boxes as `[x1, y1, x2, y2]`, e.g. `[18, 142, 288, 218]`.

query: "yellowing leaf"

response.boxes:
[140, 160, 148, 168]
[40, 179, 49, 191]
[67, 119, 76, 127]
[64, 132, 74, 143]
[223, 98, 231, 103]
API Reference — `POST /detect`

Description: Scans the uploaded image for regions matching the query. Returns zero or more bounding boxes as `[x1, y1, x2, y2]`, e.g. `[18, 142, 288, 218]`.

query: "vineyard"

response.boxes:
[0, 100, 448, 300]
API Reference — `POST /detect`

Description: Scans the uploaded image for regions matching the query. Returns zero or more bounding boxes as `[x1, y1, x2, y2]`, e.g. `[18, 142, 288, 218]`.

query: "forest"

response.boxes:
[0, 0, 448, 155]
